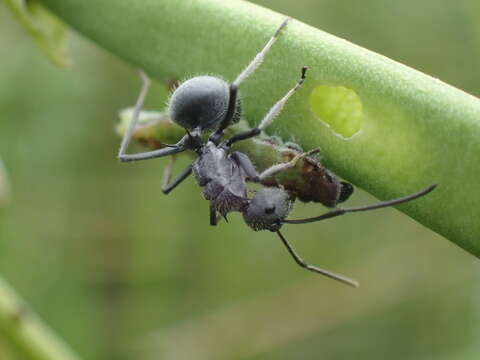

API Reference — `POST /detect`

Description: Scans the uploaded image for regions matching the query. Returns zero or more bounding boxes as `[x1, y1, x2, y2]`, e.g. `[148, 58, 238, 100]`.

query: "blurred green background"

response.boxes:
[1, 0, 479, 359]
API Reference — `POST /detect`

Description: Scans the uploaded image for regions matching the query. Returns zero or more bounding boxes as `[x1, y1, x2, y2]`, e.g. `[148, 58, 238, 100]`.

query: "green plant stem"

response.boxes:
[0, 277, 82, 360]
[38, 0, 480, 256]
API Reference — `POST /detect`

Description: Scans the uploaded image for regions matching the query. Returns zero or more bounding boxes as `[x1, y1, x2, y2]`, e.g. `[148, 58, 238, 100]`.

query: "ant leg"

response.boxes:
[231, 149, 318, 183]
[232, 17, 290, 87]
[210, 205, 226, 226]
[161, 156, 176, 189]
[283, 184, 437, 224]
[226, 67, 308, 147]
[118, 142, 187, 162]
[210, 18, 290, 144]
[209, 85, 238, 143]
[230, 152, 260, 181]
[118, 70, 188, 162]
[276, 231, 359, 287]
[162, 164, 193, 195]
[259, 149, 319, 182]
[210, 204, 218, 226]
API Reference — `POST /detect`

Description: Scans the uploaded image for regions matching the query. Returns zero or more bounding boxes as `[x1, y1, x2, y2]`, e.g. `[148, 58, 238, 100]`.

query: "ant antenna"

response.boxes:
[277, 231, 359, 287]
[284, 184, 437, 225]
[160, 143, 179, 148]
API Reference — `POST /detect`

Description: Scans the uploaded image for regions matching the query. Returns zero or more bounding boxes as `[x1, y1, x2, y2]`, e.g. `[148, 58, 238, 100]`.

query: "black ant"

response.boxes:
[118, 18, 436, 287]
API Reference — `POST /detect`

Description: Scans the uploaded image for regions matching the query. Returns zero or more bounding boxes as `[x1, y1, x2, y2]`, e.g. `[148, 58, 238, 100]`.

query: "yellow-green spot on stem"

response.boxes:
[310, 85, 363, 138]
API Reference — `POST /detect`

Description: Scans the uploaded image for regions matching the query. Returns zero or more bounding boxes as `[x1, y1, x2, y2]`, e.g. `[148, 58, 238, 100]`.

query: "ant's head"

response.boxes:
[243, 187, 293, 232]
[168, 76, 241, 131]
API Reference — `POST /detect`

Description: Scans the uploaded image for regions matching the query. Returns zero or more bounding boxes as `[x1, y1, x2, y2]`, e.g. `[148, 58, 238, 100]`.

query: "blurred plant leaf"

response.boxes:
[37, 0, 480, 257]
[4, 0, 71, 67]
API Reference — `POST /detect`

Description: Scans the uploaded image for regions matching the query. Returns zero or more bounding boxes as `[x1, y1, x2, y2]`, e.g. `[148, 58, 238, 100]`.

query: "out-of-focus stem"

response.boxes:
[0, 277, 82, 360]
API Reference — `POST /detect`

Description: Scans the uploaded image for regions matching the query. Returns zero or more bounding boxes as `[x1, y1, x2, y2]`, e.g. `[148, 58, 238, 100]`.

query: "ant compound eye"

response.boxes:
[264, 206, 275, 215]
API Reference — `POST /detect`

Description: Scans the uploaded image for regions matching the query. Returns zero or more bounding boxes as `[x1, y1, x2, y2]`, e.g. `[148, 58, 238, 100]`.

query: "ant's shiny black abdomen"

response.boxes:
[169, 76, 241, 131]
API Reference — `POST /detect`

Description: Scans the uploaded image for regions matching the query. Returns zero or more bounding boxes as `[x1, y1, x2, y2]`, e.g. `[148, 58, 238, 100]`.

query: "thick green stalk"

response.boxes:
[39, 0, 480, 256]
[0, 278, 82, 360]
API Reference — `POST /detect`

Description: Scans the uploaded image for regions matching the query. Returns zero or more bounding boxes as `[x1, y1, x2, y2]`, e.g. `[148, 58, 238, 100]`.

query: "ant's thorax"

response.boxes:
[192, 141, 249, 216]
